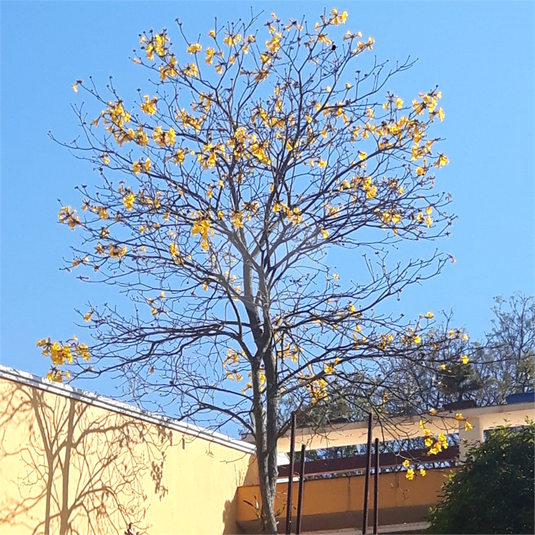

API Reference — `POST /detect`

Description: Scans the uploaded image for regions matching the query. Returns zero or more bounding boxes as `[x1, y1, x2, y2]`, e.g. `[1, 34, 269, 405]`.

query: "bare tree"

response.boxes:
[40, 10, 459, 532]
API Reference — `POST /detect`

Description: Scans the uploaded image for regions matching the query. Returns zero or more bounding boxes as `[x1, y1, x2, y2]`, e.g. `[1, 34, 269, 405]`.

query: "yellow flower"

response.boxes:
[231, 211, 244, 229]
[426, 311, 434, 319]
[72, 83, 78, 93]
[208, 29, 216, 39]
[321, 229, 329, 239]
[83, 311, 93, 322]
[140, 95, 158, 115]
[58, 206, 81, 230]
[143, 158, 151, 173]
[223, 33, 242, 46]
[132, 161, 141, 175]
[187, 43, 202, 54]
[465, 421, 473, 431]
[405, 469, 415, 480]
[419, 468, 426, 477]
[123, 193, 135, 211]
[455, 412, 463, 420]
[97, 206, 108, 219]
[429, 408, 437, 416]
[184, 63, 199, 78]
[460, 355, 469, 365]
[402, 459, 410, 468]
[436, 154, 449, 168]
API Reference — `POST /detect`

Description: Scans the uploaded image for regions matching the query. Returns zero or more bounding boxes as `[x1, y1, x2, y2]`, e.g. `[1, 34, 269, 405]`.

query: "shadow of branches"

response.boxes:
[0, 380, 173, 535]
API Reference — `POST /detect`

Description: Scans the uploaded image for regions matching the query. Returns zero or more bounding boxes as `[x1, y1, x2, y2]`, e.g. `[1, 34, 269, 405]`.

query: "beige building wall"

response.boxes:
[0, 368, 258, 535]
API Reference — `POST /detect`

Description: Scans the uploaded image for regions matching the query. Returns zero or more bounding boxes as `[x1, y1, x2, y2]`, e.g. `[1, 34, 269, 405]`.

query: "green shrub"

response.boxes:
[428, 423, 534, 534]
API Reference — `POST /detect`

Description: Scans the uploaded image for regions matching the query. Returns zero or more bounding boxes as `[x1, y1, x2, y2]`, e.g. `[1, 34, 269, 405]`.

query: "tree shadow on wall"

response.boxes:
[0, 381, 173, 535]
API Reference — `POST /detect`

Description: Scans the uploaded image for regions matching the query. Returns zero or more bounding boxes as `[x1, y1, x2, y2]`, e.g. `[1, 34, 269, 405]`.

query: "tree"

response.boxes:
[477, 294, 534, 404]
[39, 10, 457, 532]
[376, 295, 534, 413]
[428, 423, 535, 534]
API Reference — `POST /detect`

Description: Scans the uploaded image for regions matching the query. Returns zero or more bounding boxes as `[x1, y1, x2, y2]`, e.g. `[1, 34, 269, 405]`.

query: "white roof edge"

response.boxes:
[0, 365, 256, 455]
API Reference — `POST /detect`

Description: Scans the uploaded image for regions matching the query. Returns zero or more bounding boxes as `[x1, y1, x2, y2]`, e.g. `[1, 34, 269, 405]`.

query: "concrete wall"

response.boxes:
[0, 370, 258, 535]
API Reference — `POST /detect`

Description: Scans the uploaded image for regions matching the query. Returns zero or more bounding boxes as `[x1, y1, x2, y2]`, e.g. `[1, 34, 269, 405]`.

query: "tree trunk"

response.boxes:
[252, 362, 280, 534]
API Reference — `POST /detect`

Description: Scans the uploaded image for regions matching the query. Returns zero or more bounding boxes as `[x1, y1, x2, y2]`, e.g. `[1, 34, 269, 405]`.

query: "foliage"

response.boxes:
[428, 423, 535, 534]
[476, 294, 535, 404]
[40, 10, 457, 533]
[368, 295, 534, 413]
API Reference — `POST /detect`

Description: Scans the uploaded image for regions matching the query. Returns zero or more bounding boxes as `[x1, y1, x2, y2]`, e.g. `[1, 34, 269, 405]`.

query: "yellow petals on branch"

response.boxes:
[83, 310, 93, 322]
[402, 459, 410, 468]
[460, 355, 469, 365]
[191, 216, 212, 251]
[184, 63, 199, 78]
[187, 43, 202, 54]
[231, 211, 245, 229]
[435, 154, 449, 168]
[419, 469, 426, 477]
[123, 193, 135, 211]
[223, 33, 242, 46]
[317, 34, 332, 46]
[465, 421, 473, 431]
[405, 468, 415, 480]
[141, 95, 158, 115]
[58, 206, 81, 230]
[173, 148, 186, 165]
[321, 229, 329, 240]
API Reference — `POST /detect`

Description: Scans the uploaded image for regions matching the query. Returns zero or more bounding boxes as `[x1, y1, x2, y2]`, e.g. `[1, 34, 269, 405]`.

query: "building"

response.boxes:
[1, 365, 533, 534]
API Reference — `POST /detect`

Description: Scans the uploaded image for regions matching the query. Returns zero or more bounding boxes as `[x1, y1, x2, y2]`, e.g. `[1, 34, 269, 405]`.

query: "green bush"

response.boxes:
[428, 423, 534, 534]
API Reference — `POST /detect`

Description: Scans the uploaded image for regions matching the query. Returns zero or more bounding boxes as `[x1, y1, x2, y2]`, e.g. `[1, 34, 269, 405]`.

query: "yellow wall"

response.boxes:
[0, 375, 257, 535]
[237, 468, 453, 532]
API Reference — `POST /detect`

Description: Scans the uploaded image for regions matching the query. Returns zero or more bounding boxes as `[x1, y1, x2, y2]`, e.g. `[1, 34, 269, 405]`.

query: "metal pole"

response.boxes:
[373, 437, 380, 534]
[362, 413, 373, 535]
[296, 444, 306, 535]
[285, 412, 296, 535]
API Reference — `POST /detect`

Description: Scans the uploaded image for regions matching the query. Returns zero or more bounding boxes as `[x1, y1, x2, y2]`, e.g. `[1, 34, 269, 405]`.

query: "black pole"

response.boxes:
[285, 412, 296, 535]
[362, 412, 373, 535]
[373, 437, 380, 534]
[296, 444, 306, 535]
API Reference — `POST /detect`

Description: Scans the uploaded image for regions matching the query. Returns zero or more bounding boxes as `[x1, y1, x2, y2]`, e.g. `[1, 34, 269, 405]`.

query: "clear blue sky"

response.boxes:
[1, 1, 534, 401]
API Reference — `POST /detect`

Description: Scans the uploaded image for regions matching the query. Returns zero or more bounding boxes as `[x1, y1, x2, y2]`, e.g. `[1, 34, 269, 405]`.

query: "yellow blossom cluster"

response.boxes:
[191, 213, 213, 251]
[306, 377, 328, 404]
[37, 338, 90, 382]
[58, 206, 81, 230]
[141, 31, 170, 61]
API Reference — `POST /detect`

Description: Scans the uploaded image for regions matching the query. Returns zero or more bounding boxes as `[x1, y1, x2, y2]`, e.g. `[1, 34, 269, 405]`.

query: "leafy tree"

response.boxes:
[428, 423, 535, 534]
[378, 296, 534, 413]
[39, 10, 458, 532]
[477, 294, 534, 404]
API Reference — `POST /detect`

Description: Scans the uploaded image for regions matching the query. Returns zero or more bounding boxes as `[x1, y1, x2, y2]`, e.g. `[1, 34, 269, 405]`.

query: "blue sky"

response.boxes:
[1, 1, 534, 402]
